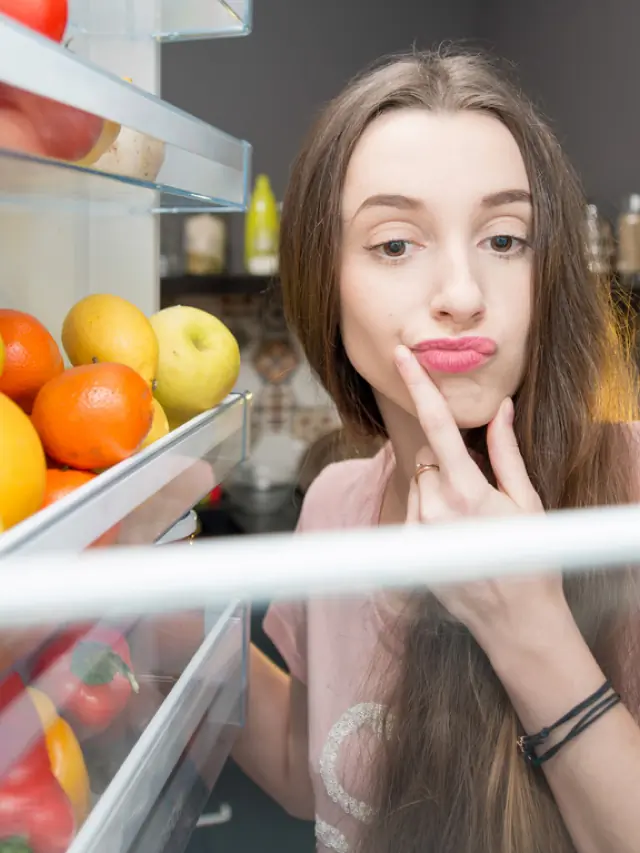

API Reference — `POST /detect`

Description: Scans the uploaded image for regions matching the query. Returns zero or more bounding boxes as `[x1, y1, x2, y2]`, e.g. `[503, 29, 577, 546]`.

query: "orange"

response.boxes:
[0, 391, 47, 528]
[0, 308, 64, 412]
[42, 468, 120, 547]
[31, 362, 153, 471]
[42, 468, 96, 508]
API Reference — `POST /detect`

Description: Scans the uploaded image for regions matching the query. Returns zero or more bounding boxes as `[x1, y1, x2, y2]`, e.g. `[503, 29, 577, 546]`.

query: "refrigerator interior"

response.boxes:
[0, 3, 253, 852]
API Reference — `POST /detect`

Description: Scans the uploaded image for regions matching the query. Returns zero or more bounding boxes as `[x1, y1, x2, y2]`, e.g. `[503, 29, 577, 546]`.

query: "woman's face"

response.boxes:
[340, 108, 533, 429]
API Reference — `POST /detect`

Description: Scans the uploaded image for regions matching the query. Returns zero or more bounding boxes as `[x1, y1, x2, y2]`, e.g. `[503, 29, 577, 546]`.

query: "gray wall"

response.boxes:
[163, 0, 479, 199]
[163, 0, 640, 264]
[482, 0, 640, 218]
[161, 0, 480, 270]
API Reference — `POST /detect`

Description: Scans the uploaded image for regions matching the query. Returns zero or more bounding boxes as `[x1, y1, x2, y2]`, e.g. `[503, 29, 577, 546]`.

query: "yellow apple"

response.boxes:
[140, 398, 170, 449]
[62, 293, 159, 386]
[149, 305, 240, 424]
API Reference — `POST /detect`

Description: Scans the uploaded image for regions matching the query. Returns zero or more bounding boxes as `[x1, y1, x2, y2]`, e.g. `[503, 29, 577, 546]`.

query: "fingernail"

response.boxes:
[394, 345, 411, 365]
[504, 397, 514, 425]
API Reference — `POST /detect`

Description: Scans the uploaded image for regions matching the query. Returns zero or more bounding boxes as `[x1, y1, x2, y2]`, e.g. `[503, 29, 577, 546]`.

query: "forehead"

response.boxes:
[342, 108, 530, 219]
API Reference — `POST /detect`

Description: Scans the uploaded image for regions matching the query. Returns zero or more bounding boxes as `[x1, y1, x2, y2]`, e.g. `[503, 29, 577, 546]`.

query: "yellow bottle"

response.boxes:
[245, 174, 279, 275]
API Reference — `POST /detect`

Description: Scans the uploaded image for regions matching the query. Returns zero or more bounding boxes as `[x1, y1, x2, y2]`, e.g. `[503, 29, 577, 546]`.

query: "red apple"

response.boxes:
[0, 83, 104, 161]
[0, 106, 48, 156]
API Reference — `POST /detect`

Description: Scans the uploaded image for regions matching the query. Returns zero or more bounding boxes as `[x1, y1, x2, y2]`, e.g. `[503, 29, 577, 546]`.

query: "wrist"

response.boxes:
[483, 604, 607, 733]
[474, 593, 577, 670]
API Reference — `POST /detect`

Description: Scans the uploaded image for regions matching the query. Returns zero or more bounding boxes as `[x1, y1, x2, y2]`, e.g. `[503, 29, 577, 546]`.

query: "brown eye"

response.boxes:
[382, 240, 408, 257]
[490, 235, 513, 252]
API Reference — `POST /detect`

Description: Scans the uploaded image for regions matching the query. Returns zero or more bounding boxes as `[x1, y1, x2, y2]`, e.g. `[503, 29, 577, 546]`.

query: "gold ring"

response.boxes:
[414, 462, 440, 485]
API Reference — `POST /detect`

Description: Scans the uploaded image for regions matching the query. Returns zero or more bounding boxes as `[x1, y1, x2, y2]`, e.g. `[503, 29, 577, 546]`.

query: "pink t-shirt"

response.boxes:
[264, 429, 640, 852]
[264, 447, 395, 853]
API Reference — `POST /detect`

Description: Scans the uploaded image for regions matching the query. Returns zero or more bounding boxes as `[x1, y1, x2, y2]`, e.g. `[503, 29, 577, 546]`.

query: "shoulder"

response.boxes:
[305, 456, 377, 503]
[297, 448, 391, 532]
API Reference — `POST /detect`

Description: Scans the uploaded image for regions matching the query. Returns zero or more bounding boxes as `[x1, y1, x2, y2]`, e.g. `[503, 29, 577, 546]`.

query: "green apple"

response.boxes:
[149, 305, 240, 427]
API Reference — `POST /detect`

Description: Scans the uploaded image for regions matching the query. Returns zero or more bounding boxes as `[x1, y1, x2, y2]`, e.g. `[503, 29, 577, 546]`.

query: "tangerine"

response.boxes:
[31, 362, 153, 471]
[42, 468, 96, 508]
[0, 391, 47, 528]
[0, 308, 64, 412]
[42, 468, 120, 547]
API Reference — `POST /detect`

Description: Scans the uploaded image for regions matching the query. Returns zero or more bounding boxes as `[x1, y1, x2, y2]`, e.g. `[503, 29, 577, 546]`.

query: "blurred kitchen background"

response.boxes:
[156, 2, 640, 848]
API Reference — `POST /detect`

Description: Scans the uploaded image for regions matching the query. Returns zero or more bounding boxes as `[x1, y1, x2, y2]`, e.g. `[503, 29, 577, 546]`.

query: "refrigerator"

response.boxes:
[0, 3, 253, 852]
[0, 5, 636, 853]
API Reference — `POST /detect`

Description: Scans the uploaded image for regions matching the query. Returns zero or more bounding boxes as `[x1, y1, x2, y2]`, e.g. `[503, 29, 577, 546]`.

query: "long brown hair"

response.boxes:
[280, 48, 640, 853]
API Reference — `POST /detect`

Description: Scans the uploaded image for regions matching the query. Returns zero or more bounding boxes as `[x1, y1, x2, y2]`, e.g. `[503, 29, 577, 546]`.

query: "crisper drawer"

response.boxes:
[0, 600, 248, 853]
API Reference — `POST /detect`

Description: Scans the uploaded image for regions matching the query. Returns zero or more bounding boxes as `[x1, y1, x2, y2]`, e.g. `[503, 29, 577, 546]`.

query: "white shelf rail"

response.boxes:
[0, 501, 639, 627]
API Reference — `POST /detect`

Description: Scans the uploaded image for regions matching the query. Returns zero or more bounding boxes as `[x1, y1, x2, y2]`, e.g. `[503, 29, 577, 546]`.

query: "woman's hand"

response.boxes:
[394, 344, 571, 655]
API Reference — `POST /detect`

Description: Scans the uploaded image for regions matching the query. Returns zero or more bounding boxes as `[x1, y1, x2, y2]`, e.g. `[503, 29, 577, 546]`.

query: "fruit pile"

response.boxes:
[0, 294, 240, 538]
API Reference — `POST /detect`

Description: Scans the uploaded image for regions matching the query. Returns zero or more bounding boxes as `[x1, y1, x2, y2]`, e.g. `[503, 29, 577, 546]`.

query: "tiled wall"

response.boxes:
[163, 286, 342, 484]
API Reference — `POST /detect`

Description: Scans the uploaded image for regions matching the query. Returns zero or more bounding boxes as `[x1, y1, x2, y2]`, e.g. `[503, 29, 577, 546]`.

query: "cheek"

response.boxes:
[509, 282, 533, 355]
[339, 259, 400, 371]
[489, 265, 532, 367]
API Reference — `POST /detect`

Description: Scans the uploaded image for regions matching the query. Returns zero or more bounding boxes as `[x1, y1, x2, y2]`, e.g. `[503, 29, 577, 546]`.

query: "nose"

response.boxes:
[430, 247, 485, 328]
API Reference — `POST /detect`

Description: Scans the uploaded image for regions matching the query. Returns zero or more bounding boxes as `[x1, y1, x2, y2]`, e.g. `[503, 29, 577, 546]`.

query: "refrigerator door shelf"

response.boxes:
[0, 16, 251, 213]
[69, 0, 253, 41]
[67, 601, 248, 853]
[0, 392, 252, 558]
[0, 602, 248, 853]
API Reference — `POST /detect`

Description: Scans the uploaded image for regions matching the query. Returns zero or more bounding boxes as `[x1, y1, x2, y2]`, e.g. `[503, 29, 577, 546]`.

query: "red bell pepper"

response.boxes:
[0, 672, 75, 853]
[31, 625, 139, 734]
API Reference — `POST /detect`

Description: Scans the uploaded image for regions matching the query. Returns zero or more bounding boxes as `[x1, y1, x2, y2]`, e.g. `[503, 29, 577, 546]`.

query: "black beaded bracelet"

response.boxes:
[517, 680, 620, 767]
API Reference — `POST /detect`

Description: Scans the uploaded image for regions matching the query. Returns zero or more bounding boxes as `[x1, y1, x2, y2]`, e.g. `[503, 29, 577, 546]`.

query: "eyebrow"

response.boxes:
[352, 189, 532, 218]
[353, 194, 422, 217]
[481, 189, 532, 208]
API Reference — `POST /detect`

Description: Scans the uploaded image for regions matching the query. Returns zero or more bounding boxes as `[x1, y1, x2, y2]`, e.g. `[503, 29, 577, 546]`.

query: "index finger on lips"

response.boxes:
[394, 345, 482, 484]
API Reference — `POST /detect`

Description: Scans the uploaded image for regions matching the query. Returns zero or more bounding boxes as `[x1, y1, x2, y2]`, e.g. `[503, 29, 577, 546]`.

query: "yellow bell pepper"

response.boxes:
[27, 686, 91, 826]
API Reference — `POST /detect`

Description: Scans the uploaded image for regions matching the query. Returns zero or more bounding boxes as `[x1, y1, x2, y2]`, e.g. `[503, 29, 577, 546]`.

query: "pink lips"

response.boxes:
[411, 337, 497, 374]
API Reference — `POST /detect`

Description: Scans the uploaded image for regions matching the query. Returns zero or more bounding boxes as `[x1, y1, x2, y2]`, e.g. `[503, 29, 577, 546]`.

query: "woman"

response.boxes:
[232, 49, 640, 853]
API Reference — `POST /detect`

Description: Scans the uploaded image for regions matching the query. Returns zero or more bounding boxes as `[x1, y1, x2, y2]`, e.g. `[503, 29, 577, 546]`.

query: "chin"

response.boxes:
[451, 410, 492, 430]
[445, 394, 506, 430]
[379, 371, 507, 433]
[438, 387, 502, 430]
[396, 393, 496, 431]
